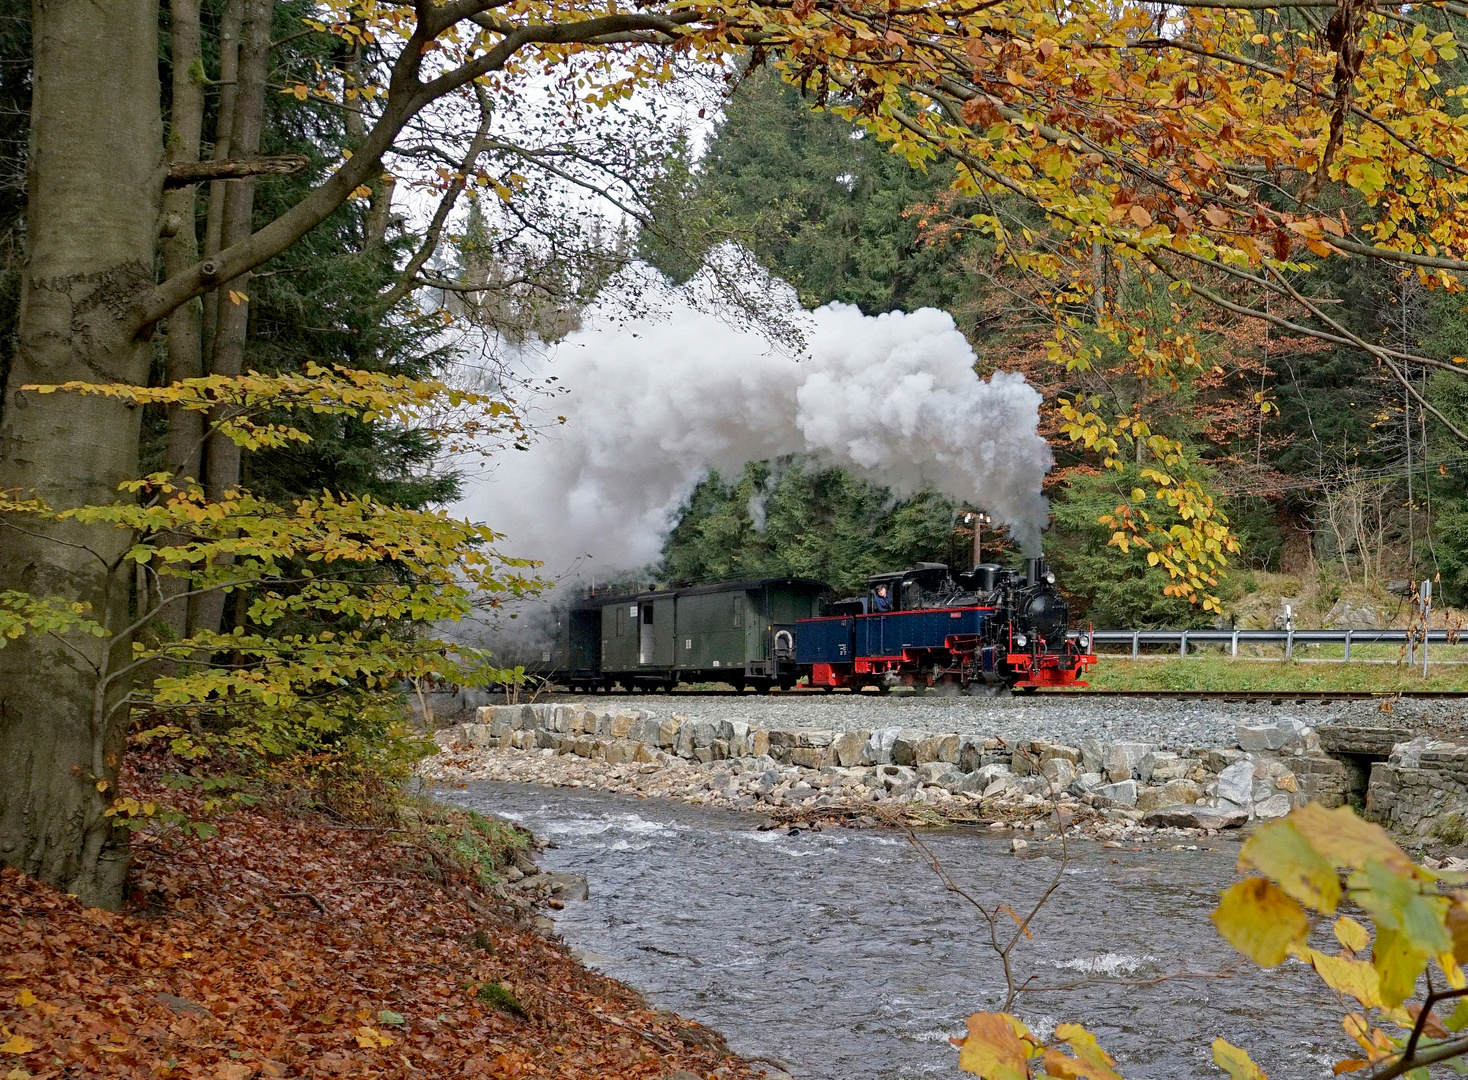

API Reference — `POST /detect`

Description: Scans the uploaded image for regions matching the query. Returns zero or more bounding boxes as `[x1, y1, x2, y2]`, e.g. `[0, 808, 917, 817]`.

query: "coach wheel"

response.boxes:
[732, 678, 746, 693]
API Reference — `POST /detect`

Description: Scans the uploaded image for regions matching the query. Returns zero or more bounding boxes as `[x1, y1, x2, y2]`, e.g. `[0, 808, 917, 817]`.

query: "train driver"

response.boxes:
[873, 585, 892, 612]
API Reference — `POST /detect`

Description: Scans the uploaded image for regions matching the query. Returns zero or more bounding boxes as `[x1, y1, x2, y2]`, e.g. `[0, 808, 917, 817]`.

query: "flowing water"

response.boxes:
[439, 782, 1347, 1080]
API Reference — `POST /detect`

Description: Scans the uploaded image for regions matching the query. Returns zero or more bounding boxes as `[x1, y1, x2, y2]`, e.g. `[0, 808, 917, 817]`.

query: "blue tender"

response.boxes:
[797, 608, 993, 665]
[795, 617, 854, 664]
[854, 608, 991, 656]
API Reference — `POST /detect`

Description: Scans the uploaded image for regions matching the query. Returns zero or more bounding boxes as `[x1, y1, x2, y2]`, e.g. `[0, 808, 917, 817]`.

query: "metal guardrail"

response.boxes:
[1067, 627, 1463, 663]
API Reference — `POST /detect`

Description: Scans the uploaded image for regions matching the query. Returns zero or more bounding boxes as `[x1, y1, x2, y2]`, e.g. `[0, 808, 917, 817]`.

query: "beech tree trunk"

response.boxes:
[159, 0, 206, 642]
[0, 0, 162, 908]
[193, 0, 272, 638]
[200, 0, 242, 365]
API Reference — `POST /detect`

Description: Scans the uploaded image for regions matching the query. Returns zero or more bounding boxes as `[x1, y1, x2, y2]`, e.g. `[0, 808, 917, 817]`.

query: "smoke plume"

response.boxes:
[457, 269, 1052, 578]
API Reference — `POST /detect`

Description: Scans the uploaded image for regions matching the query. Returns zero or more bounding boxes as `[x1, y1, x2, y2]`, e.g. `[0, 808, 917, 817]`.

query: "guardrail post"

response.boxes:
[1231, 630, 1238, 659]
[1132, 631, 1139, 659]
[1180, 632, 1187, 658]
[1343, 629, 1351, 664]
[1285, 630, 1294, 662]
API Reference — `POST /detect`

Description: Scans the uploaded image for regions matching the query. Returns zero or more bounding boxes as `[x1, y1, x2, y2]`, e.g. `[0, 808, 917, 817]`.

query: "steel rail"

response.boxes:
[1068, 628, 1462, 662]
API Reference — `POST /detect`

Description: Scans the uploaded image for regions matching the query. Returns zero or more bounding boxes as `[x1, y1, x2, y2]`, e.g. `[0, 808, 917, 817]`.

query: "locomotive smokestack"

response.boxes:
[1025, 555, 1047, 585]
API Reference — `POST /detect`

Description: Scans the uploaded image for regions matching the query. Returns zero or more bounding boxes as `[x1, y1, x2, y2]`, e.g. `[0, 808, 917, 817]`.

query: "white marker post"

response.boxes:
[1421, 579, 1433, 678]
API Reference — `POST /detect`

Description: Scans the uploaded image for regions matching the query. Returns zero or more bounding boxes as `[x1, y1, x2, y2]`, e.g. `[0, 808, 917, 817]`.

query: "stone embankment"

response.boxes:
[1364, 731, 1468, 840]
[420, 703, 1385, 838]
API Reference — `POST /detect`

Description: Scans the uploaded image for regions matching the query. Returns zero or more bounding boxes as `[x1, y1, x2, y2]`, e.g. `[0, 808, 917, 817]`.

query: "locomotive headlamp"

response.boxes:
[1078, 633, 1091, 651]
[1045, 572, 1056, 585]
[1014, 633, 1028, 648]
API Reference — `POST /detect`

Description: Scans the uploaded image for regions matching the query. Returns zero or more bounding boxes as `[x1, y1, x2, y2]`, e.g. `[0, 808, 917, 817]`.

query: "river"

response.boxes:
[439, 782, 1348, 1080]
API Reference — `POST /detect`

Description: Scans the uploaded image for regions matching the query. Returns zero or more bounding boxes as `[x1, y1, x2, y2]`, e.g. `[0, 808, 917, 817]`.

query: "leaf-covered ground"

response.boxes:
[0, 799, 763, 1080]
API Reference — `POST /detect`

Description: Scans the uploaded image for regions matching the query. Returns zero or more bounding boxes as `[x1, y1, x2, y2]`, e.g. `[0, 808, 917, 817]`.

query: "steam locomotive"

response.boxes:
[506, 555, 1094, 693]
[796, 556, 1095, 692]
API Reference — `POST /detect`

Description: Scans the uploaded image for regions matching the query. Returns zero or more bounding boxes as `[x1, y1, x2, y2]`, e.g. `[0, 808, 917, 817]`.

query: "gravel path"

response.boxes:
[538, 693, 1466, 750]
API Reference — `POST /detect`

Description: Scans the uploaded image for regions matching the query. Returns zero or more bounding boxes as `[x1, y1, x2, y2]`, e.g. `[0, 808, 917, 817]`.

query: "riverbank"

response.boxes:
[419, 702, 1377, 839]
[441, 781, 1346, 1080]
[0, 785, 773, 1080]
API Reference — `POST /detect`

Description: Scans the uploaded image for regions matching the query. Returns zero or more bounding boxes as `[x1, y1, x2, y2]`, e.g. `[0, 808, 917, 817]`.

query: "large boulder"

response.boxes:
[915, 734, 962, 765]
[1135, 779, 1202, 814]
[1216, 760, 1255, 807]
[863, 728, 902, 766]
[1236, 718, 1311, 754]
[604, 739, 638, 765]
[1039, 743, 1082, 766]
[458, 723, 495, 748]
[833, 731, 868, 768]
[1080, 737, 1105, 775]
[686, 718, 722, 749]
[727, 721, 752, 755]
[1207, 748, 1248, 772]
[1139, 751, 1186, 784]
[605, 713, 637, 739]
[1093, 780, 1138, 808]
[1069, 771, 1103, 796]
[1324, 600, 1380, 630]
[1040, 757, 1077, 790]
[918, 762, 962, 787]
[1254, 793, 1292, 819]
[1103, 743, 1154, 783]
[1143, 805, 1247, 830]
[628, 717, 661, 745]
[789, 746, 837, 769]
[891, 731, 923, 767]
[877, 765, 918, 795]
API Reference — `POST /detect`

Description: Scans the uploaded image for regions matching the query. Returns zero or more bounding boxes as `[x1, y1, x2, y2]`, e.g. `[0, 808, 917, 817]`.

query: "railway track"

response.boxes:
[1033, 689, 1468, 703]
[535, 687, 1468, 703]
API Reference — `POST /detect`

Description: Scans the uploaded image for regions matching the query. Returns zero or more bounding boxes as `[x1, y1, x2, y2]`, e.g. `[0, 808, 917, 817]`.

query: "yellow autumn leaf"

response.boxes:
[354, 1026, 393, 1049]
[1213, 1038, 1268, 1080]
[1238, 820, 1341, 913]
[1042, 1024, 1122, 1080]
[14, 992, 36, 1008]
[1297, 947, 1383, 1009]
[1212, 877, 1308, 966]
[1287, 805, 1416, 875]
[1372, 925, 1429, 1007]
[0, 1036, 35, 1055]
[956, 1013, 1031, 1080]
[1334, 916, 1370, 954]
[227, 290, 247, 306]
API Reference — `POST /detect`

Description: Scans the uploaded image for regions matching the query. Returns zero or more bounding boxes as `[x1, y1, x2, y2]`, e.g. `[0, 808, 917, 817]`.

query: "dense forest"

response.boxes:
[7, 0, 1468, 908]
[644, 69, 1468, 627]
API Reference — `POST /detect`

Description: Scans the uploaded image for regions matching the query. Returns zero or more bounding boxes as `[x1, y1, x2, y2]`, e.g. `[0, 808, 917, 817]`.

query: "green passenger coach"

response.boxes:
[563, 578, 826, 692]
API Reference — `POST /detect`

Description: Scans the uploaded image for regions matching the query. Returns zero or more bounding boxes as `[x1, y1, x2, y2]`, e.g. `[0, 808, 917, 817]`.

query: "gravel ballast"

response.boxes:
[531, 693, 1461, 750]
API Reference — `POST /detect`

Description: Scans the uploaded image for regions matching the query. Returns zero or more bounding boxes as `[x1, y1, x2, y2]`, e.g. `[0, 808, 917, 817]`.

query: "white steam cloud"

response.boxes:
[458, 270, 1052, 577]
